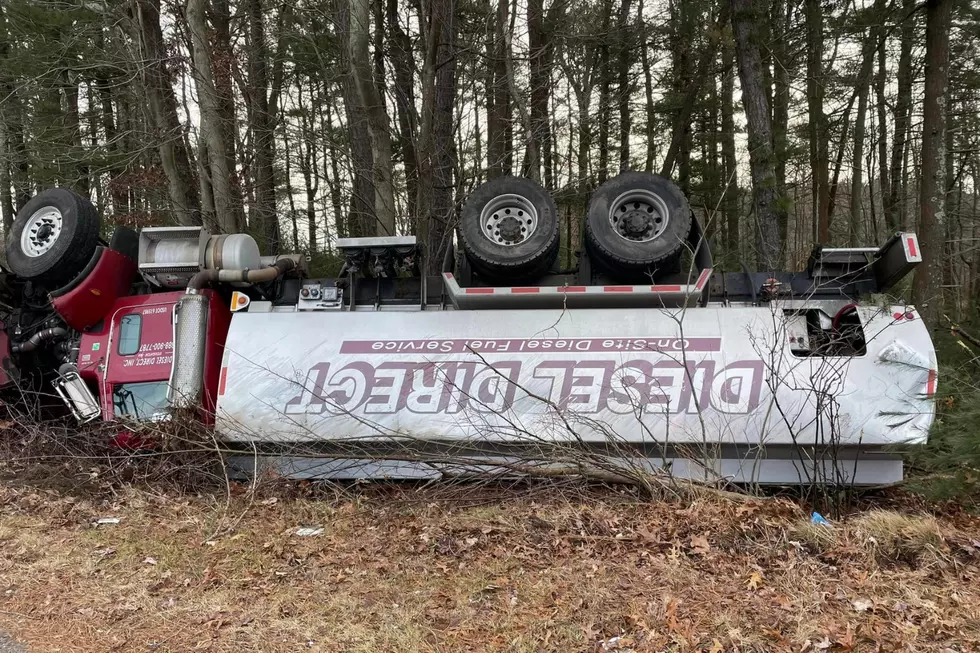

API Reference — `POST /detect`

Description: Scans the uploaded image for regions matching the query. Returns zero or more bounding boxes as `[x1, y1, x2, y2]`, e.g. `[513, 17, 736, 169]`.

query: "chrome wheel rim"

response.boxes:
[608, 189, 669, 243]
[480, 194, 539, 247]
[20, 206, 64, 257]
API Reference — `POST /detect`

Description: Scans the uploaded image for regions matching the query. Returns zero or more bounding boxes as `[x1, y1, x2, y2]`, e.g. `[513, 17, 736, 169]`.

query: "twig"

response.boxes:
[945, 316, 980, 350]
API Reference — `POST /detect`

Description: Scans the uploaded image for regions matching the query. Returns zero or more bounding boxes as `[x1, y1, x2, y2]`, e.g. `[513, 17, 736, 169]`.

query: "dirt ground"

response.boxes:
[0, 466, 979, 652]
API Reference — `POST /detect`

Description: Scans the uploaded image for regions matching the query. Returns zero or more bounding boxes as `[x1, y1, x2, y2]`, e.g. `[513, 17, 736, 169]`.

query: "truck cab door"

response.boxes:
[104, 300, 176, 421]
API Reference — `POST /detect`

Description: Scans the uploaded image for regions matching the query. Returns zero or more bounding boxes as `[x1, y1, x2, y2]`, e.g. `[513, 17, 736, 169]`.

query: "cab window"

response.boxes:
[117, 314, 142, 355]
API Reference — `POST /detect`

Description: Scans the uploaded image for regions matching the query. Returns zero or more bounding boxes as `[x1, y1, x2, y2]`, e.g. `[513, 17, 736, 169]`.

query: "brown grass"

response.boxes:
[851, 509, 947, 565]
[0, 470, 979, 652]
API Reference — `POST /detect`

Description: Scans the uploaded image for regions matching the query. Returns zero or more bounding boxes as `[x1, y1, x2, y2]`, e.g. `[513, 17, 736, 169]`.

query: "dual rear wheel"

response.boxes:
[459, 172, 691, 280]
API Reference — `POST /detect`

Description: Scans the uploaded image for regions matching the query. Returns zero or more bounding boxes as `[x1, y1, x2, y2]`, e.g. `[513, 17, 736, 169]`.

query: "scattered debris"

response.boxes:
[811, 512, 831, 526]
[294, 527, 323, 537]
[95, 517, 120, 525]
[852, 598, 874, 612]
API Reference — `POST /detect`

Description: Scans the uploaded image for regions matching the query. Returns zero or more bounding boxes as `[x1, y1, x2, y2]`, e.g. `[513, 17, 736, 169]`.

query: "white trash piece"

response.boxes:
[294, 527, 324, 537]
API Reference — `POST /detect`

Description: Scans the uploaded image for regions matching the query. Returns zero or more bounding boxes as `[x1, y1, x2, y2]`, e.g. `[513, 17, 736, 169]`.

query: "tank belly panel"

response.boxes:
[214, 307, 935, 447]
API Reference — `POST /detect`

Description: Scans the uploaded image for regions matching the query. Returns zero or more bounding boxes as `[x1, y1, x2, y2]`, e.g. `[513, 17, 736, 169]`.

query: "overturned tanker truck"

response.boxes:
[0, 172, 935, 485]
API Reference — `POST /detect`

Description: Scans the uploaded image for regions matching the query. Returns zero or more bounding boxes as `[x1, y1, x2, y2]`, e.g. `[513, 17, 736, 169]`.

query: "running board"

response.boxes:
[442, 269, 712, 310]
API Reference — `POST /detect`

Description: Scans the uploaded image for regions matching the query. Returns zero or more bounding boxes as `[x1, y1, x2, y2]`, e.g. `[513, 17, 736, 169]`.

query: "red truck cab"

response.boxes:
[78, 290, 230, 423]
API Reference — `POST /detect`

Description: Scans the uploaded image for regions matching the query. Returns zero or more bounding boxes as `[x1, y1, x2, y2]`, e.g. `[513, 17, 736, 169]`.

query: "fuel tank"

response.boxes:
[214, 305, 937, 484]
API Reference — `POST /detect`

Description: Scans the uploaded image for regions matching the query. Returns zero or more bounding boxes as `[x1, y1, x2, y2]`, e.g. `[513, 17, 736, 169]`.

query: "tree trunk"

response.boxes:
[805, 0, 830, 242]
[886, 0, 914, 232]
[660, 1, 728, 179]
[501, 0, 535, 183]
[98, 66, 129, 216]
[487, 0, 512, 178]
[373, 0, 386, 108]
[972, 166, 980, 316]
[0, 119, 11, 231]
[131, 0, 200, 226]
[730, 0, 785, 270]
[527, 0, 559, 187]
[705, 68, 720, 240]
[771, 0, 791, 247]
[387, 0, 420, 219]
[597, 0, 612, 183]
[848, 1, 884, 246]
[911, 0, 952, 329]
[416, 0, 458, 274]
[62, 73, 88, 196]
[0, 2, 15, 230]
[297, 80, 319, 254]
[349, 0, 396, 235]
[616, 0, 632, 172]
[640, 1, 655, 173]
[210, 0, 244, 221]
[323, 95, 347, 242]
[336, 0, 376, 238]
[281, 107, 299, 250]
[187, 0, 242, 233]
[874, 32, 889, 234]
[245, 0, 280, 252]
[666, 0, 694, 191]
[827, 91, 856, 221]
[721, 30, 739, 262]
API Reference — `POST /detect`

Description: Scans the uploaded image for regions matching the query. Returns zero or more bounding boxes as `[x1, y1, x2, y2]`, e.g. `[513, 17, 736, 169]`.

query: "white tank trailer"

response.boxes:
[0, 173, 936, 486]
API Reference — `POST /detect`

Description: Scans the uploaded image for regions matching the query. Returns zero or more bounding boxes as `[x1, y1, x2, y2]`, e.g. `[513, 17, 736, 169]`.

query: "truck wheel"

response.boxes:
[460, 176, 559, 281]
[5, 189, 101, 285]
[584, 171, 692, 272]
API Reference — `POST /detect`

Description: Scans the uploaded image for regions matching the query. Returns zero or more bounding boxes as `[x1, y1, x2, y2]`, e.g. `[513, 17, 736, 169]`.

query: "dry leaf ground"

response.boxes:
[1, 466, 979, 652]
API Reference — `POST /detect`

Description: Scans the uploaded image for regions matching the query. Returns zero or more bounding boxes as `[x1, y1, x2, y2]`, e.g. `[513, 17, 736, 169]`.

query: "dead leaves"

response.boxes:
[689, 534, 711, 555]
[2, 483, 979, 653]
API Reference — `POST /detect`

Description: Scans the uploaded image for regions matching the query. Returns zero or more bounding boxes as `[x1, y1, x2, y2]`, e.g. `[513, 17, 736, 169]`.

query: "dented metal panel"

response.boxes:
[214, 305, 936, 458]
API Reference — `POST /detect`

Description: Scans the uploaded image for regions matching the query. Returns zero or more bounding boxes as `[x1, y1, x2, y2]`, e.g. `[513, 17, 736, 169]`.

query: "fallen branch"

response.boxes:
[951, 325, 980, 350]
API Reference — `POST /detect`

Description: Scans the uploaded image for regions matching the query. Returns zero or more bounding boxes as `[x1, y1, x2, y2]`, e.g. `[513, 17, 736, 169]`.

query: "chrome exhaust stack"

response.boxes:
[167, 293, 210, 409]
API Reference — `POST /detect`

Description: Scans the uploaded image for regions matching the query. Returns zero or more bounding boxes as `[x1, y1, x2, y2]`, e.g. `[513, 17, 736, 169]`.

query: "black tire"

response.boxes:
[584, 171, 692, 272]
[460, 176, 559, 281]
[5, 189, 101, 286]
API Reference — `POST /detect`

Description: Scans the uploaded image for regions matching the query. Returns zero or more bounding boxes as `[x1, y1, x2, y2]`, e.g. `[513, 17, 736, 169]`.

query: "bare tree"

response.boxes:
[720, 30, 739, 261]
[0, 1, 14, 231]
[387, 0, 420, 219]
[527, 0, 562, 186]
[487, 0, 513, 179]
[245, 0, 281, 252]
[337, 0, 377, 238]
[805, 0, 830, 242]
[730, 0, 785, 270]
[660, 2, 728, 179]
[848, 0, 887, 246]
[886, 0, 915, 232]
[615, 0, 632, 172]
[129, 0, 200, 226]
[416, 0, 458, 273]
[348, 0, 396, 235]
[186, 0, 243, 233]
[912, 0, 952, 328]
